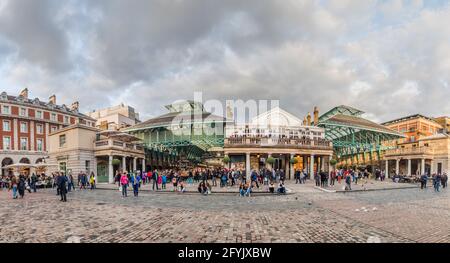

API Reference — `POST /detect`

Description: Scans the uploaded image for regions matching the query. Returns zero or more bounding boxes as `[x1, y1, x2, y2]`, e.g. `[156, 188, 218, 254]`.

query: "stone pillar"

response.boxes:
[310, 154, 315, 180]
[407, 159, 412, 176]
[122, 156, 126, 172]
[13, 119, 18, 150]
[133, 157, 137, 172]
[328, 155, 332, 185]
[385, 160, 389, 176]
[395, 159, 400, 175]
[421, 159, 425, 175]
[142, 158, 146, 173]
[290, 153, 295, 181]
[246, 152, 251, 181]
[108, 155, 114, 184]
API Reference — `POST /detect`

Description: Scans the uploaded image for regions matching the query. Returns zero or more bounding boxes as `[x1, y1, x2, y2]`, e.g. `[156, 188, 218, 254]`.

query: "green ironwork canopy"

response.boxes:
[317, 105, 405, 159]
[124, 101, 231, 163]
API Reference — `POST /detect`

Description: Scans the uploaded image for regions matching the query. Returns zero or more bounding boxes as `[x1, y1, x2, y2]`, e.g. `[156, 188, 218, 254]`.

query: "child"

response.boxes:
[162, 173, 167, 189]
[269, 182, 275, 193]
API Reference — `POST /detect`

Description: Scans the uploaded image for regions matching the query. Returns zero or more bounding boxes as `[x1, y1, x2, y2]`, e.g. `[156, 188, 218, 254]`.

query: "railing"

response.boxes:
[384, 146, 434, 156]
[224, 137, 332, 148]
[94, 139, 143, 153]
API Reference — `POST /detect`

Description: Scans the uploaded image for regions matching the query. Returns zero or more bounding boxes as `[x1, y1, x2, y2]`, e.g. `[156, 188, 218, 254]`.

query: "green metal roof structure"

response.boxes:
[124, 101, 232, 164]
[317, 105, 405, 160]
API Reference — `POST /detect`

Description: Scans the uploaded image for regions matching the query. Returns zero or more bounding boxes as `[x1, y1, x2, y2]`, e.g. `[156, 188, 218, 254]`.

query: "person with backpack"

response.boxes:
[152, 170, 159, 191]
[345, 173, 352, 191]
[130, 173, 141, 197]
[57, 173, 68, 202]
[420, 173, 428, 189]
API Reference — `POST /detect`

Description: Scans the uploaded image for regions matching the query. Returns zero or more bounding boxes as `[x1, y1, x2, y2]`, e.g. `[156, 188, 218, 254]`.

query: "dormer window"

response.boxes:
[1, 92, 7, 100]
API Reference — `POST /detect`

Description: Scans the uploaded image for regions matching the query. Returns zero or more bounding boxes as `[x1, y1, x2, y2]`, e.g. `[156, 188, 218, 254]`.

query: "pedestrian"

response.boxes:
[152, 170, 159, 191]
[89, 172, 96, 190]
[330, 170, 336, 186]
[68, 173, 75, 192]
[130, 173, 141, 197]
[295, 170, 300, 184]
[10, 175, 18, 199]
[17, 175, 26, 199]
[31, 173, 38, 193]
[58, 173, 68, 202]
[420, 173, 428, 189]
[120, 173, 129, 197]
[345, 173, 352, 191]
[162, 173, 167, 189]
[441, 173, 448, 189]
[433, 174, 441, 192]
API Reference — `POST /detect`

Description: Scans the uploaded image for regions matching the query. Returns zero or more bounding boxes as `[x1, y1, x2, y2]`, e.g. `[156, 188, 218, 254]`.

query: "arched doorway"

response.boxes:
[35, 158, 44, 164]
[1, 158, 14, 176]
[19, 157, 31, 176]
[19, 158, 30, 164]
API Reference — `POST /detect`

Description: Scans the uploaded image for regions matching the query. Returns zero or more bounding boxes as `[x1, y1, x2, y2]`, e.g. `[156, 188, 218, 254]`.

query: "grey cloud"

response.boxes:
[0, 0, 449, 123]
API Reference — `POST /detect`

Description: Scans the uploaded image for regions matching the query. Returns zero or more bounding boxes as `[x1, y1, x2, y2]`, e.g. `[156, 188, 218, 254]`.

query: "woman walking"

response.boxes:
[10, 175, 18, 199]
[89, 172, 96, 190]
[120, 172, 129, 197]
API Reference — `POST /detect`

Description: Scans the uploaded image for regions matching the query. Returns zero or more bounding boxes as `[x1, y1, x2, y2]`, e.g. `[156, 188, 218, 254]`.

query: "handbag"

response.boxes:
[119, 186, 122, 192]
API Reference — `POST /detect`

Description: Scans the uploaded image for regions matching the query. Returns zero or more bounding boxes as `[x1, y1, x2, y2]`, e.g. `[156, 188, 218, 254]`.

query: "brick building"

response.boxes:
[0, 88, 96, 175]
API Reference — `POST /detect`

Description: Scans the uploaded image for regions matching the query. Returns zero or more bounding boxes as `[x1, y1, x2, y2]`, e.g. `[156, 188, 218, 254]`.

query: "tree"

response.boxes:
[290, 157, 298, 164]
[112, 159, 121, 166]
[223, 155, 231, 164]
[266, 156, 275, 165]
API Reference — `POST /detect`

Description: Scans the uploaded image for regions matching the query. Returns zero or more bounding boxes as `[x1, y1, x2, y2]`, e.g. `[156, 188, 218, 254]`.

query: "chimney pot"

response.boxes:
[49, 95, 56, 104]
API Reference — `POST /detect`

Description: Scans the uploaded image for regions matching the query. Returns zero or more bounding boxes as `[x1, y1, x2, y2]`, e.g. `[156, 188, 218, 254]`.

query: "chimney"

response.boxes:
[49, 95, 56, 104]
[307, 112, 311, 126]
[19, 88, 28, 99]
[71, 101, 79, 111]
[314, 106, 319, 126]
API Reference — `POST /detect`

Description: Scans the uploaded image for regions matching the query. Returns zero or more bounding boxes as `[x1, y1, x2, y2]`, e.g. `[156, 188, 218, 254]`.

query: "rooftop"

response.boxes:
[381, 114, 440, 126]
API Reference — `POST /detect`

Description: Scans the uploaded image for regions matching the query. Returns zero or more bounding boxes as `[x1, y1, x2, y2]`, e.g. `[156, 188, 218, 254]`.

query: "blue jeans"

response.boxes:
[133, 184, 139, 196]
[122, 184, 127, 197]
[12, 186, 18, 199]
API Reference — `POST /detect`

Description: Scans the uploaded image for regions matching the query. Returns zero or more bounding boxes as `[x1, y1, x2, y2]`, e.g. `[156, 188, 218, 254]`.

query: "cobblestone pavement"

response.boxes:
[0, 184, 448, 243]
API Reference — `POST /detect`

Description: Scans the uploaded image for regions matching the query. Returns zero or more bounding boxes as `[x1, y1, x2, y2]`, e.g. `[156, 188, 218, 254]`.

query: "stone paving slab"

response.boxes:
[0, 185, 448, 243]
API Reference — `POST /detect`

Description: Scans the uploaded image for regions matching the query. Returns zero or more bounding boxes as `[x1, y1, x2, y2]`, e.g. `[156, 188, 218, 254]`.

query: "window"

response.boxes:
[20, 122, 28, 133]
[410, 136, 415, 142]
[2, 120, 11, 131]
[51, 113, 57, 121]
[51, 126, 57, 132]
[19, 108, 27, 117]
[36, 139, 43, 151]
[20, 138, 28, 150]
[64, 116, 69, 124]
[59, 162, 67, 173]
[59, 134, 66, 147]
[85, 160, 90, 173]
[3, 136, 11, 150]
[36, 124, 43, 134]
[2, 105, 10, 114]
[36, 110, 43, 119]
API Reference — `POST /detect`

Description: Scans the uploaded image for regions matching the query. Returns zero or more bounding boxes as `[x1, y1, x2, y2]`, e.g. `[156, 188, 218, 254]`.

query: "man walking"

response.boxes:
[58, 173, 68, 202]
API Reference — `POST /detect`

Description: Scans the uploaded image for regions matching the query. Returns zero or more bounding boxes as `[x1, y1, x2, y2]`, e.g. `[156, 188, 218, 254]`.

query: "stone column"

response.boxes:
[421, 159, 425, 175]
[310, 154, 315, 180]
[142, 158, 146, 173]
[122, 156, 126, 172]
[13, 119, 18, 150]
[108, 155, 114, 184]
[385, 160, 389, 176]
[328, 155, 332, 185]
[407, 159, 412, 176]
[246, 152, 251, 181]
[395, 159, 400, 175]
[133, 157, 137, 172]
[290, 153, 295, 181]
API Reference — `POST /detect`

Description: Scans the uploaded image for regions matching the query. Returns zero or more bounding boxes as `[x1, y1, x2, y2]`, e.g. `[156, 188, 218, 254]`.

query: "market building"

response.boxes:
[224, 106, 334, 180]
[124, 100, 231, 170]
[317, 105, 404, 172]
[47, 124, 144, 183]
[382, 114, 450, 176]
[0, 89, 96, 176]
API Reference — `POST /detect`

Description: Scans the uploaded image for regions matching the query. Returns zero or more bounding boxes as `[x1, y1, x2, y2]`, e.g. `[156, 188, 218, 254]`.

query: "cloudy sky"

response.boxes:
[0, 0, 449, 123]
